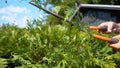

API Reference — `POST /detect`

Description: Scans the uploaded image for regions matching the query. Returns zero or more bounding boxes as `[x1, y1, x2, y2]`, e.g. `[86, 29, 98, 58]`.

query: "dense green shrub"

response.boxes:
[0, 21, 120, 68]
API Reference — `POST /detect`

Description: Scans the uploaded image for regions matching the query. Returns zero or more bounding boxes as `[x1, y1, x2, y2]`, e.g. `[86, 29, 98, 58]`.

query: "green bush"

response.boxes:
[0, 21, 120, 68]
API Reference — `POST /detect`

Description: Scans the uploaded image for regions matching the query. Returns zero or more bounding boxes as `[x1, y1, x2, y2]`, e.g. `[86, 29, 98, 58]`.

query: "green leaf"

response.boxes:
[54, 6, 61, 14]
[0, 58, 7, 68]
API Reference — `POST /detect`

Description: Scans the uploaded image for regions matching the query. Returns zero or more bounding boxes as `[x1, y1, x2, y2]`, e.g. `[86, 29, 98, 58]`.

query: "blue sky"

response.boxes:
[0, 0, 45, 27]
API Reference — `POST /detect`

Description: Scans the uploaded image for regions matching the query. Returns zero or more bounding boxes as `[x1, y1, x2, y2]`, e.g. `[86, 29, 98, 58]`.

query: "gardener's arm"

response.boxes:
[98, 21, 120, 33]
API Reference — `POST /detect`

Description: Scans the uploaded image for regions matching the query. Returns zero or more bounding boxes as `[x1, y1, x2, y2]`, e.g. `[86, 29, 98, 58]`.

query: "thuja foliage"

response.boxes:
[0, 20, 120, 68]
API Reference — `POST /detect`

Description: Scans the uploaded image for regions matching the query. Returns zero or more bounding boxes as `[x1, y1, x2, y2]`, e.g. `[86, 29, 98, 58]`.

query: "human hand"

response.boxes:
[109, 35, 120, 52]
[98, 21, 120, 33]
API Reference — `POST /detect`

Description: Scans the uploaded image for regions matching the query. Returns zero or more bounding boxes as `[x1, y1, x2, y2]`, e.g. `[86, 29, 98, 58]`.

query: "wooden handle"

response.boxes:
[89, 26, 100, 30]
[92, 34, 119, 44]
[92, 34, 110, 42]
[89, 26, 107, 31]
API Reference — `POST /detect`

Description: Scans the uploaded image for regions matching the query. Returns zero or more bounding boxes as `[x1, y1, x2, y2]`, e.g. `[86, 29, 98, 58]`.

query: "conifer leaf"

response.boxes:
[54, 6, 61, 14]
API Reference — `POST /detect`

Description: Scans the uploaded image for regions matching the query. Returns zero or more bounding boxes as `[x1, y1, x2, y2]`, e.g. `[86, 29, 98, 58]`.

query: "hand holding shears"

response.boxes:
[89, 21, 120, 51]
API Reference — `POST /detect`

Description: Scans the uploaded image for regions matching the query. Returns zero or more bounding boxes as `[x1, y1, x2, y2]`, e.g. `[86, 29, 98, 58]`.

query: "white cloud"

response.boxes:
[1, 15, 30, 27]
[0, 5, 30, 15]
[0, 5, 31, 27]
[1, 15, 17, 25]
[17, 16, 30, 27]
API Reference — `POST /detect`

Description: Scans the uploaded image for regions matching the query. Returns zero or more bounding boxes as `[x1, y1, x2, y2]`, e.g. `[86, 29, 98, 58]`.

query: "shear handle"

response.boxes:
[89, 26, 107, 31]
[92, 34, 119, 44]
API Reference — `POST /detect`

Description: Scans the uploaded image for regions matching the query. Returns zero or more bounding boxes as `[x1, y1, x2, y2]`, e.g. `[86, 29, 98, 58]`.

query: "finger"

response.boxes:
[112, 35, 120, 39]
[109, 43, 120, 51]
[109, 44, 117, 49]
[98, 23, 107, 27]
[107, 23, 113, 33]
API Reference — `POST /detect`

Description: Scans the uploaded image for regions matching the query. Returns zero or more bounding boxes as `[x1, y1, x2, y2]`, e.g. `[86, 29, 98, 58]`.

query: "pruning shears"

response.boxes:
[89, 26, 119, 44]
